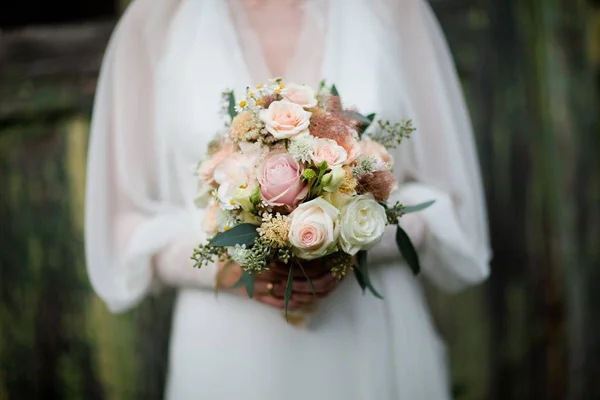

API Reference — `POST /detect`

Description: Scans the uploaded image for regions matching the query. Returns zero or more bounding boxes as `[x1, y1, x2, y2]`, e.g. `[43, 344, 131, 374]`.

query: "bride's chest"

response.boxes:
[155, 1, 383, 163]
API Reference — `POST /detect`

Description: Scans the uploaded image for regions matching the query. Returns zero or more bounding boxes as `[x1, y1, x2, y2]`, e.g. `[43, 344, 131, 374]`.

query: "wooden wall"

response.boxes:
[0, 1, 598, 399]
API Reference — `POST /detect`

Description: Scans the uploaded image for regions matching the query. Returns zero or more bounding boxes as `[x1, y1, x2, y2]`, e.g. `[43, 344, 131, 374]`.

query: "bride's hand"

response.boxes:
[217, 259, 341, 310]
[253, 260, 341, 310]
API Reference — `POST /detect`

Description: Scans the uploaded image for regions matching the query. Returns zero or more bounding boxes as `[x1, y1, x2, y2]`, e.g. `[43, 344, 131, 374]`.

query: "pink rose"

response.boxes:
[281, 83, 318, 109]
[311, 138, 348, 167]
[258, 152, 308, 208]
[359, 137, 393, 165]
[197, 139, 235, 185]
[259, 100, 312, 140]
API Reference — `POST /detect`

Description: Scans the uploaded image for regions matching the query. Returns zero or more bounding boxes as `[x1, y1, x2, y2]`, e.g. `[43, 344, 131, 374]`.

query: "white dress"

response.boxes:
[85, 0, 491, 399]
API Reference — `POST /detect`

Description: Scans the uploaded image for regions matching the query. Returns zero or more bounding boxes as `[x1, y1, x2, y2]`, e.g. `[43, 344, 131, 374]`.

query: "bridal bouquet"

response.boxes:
[192, 78, 433, 316]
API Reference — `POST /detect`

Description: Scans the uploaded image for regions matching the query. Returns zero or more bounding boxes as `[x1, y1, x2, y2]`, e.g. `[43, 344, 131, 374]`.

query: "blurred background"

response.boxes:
[1, 0, 599, 399]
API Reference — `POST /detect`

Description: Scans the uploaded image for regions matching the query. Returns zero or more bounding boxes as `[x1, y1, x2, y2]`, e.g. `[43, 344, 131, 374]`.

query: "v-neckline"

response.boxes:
[220, 0, 334, 89]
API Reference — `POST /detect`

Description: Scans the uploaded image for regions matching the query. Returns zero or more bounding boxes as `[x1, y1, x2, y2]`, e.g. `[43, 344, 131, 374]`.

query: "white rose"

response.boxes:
[259, 100, 312, 140]
[214, 153, 257, 210]
[321, 166, 346, 193]
[338, 195, 387, 255]
[281, 83, 318, 109]
[311, 137, 348, 167]
[288, 197, 340, 260]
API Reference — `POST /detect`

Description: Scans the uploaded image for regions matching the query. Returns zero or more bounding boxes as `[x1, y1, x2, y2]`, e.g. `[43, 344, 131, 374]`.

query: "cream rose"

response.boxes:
[288, 197, 340, 260]
[281, 83, 318, 109]
[311, 138, 348, 167]
[338, 194, 387, 255]
[259, 100, 312, 140]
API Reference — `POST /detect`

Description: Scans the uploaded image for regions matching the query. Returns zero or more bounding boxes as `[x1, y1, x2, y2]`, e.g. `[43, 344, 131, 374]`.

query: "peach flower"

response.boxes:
[359, 137, 393, 165]
[259, 100, 312, 140]
[342, 136, 361, 165]
[197, 139, 235, 185]
[281, 83, 318, 109]
[203, 202, 220, 237]
[311, 138, 348, 168]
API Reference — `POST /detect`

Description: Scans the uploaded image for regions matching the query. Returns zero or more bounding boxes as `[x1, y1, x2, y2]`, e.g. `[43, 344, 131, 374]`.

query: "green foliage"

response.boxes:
[191, 244, 228, 269]
[284, 264, 295, 319]
[306, 161, 329, 199]
[227, 91, 237, 120]
[403, 200, 436, 214]
[232, 270, 256, 298]
[330, 84, 340, 97]
[385, 200, 435, 224]
[208, 223, 259, 247]
[368, 119, 415, 149]
[395, 227, 420, 275]
[354, 251, 383, 299]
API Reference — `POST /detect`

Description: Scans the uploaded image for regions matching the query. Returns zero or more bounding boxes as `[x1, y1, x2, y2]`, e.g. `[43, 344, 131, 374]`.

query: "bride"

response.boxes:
[85, 0, 491, 398]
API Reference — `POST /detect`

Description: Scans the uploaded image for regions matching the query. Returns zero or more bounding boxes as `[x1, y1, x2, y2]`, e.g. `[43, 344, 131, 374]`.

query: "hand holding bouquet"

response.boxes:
[192, 78, 433, 319]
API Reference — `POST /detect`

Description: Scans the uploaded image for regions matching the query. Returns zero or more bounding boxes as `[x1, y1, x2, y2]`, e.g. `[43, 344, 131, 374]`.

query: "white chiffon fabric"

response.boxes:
[85, 0, 491, 398]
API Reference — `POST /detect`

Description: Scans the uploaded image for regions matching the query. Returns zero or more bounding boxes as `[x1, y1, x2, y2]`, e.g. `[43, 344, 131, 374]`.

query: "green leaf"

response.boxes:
[356, 251, 384, 299]
[340, 111, 376, 136]
[296, 261, 316, 297]
[402, 200, 435, 214]
[227, 91, 237, 120]
[208, 223, 259, 247]
[342, 110, 374, 125]
[232, 271, 256, 298]
[331, 84, 340, 97]
[353, 265, 367, 293]
[284, 264, 294, 319]
[395, 226, 421, 275]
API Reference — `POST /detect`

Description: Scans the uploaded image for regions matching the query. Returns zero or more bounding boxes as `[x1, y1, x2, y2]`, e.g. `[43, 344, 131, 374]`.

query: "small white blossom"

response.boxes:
[288, 133, 315, 163]
[229, 244, 252, 265]
[352, 155, 387, 177]
[215, 208, 239, 232]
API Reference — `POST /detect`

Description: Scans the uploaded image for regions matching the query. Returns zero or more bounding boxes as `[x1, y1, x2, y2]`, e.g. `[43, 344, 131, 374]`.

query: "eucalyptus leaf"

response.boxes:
[227, 91, 237, 120]
[395, 226, 421, 275]
[297, 261, 316, 297]
[232, 271, 256, 298]
[208, 223, 259, 247]
[343, 110, 375, 126]
[356, 251, 384, 299]
[331, 84, 340, 97]
[284, 264, 294, 319]
[353, 265, 367, 293]
[402, 200, 435, 215]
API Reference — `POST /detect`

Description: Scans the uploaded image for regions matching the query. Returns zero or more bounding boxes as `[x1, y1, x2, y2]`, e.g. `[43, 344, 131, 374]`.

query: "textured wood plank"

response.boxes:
[0, 21, 114, 121]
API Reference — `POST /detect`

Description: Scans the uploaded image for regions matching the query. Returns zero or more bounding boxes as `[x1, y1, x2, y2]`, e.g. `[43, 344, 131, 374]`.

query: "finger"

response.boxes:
[253, 269, 280, 282]
[294, 274, 339, 294]
[253, 279, 284, 297]
[270, 260, 330, 279]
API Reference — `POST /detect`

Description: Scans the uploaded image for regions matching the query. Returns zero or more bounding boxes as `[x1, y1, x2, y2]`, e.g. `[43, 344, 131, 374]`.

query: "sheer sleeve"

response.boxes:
[85, 0, 218, 314]
[369, 0, 492, 292]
